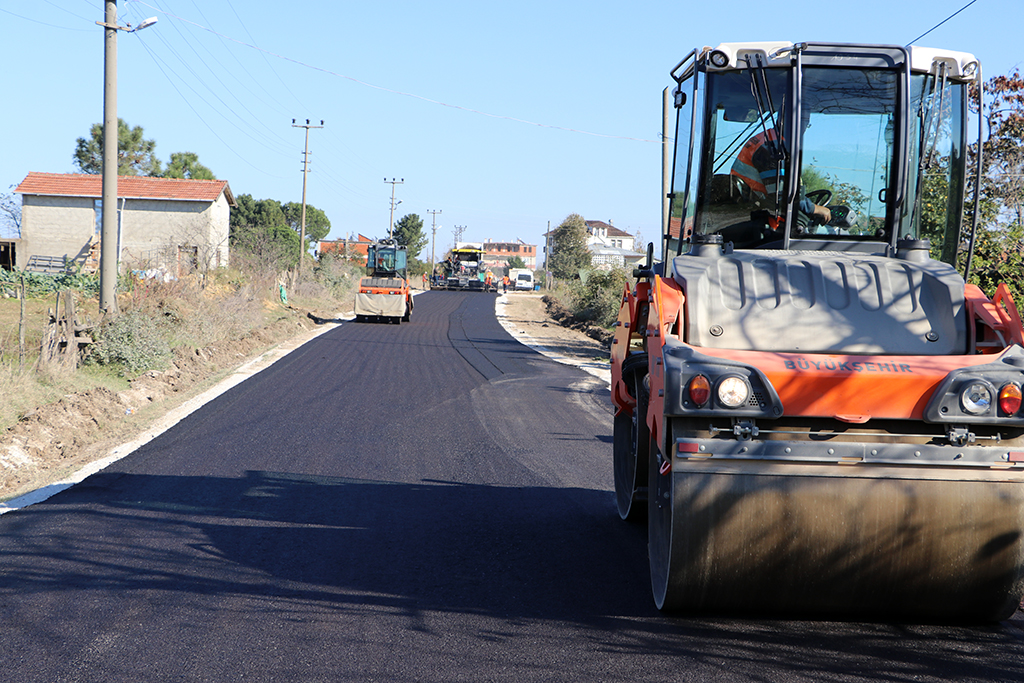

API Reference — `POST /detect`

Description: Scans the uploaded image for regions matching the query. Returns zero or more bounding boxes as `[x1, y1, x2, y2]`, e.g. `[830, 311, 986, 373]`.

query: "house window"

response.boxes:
[94, 199, 102, 235]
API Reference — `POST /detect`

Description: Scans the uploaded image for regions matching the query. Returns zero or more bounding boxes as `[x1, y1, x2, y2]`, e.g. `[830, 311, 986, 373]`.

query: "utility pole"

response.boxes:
[426, 209, 441, 277]
[453, 225, 466, 249]
[293, 119, 323, 269]
[96, 2, 157, 315]
[544, 220, 551, 289]
[385, 178, 404, 239]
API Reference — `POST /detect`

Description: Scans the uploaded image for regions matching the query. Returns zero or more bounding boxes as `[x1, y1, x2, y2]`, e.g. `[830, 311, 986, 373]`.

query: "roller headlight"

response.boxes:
[709, 50, 730, 68]
[717, 376, 749, 408]
[960, 382, 993, 415]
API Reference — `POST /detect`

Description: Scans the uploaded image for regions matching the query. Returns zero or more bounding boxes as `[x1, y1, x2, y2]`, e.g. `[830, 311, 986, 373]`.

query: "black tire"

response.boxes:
[613, 355, 649, 522]
[648, 427, 676, 611]
[402, 303, 411, 323]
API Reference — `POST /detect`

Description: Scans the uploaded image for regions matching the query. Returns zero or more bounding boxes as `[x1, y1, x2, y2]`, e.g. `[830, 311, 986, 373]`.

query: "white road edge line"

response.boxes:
[494, 294, 611, 385]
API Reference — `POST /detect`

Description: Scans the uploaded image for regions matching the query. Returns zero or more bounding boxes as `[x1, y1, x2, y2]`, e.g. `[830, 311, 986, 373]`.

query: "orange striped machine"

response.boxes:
[611, 42, 1024, 620]
[354, 239, 413, 324]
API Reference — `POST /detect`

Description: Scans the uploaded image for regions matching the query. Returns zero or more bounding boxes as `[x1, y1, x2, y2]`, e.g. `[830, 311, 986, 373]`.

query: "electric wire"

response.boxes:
[906, 0, 981, 46]
[143, 17, 292, 157]
[0, 7, 89, 31]
[134, 36, 289, 178]
[130, 0, 661, 143]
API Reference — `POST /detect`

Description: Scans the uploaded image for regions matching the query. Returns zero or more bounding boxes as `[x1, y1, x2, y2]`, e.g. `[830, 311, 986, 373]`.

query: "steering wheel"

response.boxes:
[805, 189, 833, 207]
[806, 188, 831, 206]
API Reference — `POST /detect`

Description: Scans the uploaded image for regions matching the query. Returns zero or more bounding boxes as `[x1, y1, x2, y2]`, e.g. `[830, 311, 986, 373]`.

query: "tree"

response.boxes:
[962, 69, 1024, 300]
[978, 70, 1024, 229]
[162, 152, 215, 180]
[634, 228, 646, 253]
[507, 255, 526, 269]
[0, 191, 21, 238]
[548, 213, 592, 278]
[393, 213, 428, 260]
[73, 118, 161, 176]
[282, 202, 331, 243]
[230, 194, 286, 237]
[231, 222, 300, 271]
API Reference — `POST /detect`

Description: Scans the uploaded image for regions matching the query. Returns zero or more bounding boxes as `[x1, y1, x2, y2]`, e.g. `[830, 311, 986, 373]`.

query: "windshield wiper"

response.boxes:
[745, 54, 786, 211]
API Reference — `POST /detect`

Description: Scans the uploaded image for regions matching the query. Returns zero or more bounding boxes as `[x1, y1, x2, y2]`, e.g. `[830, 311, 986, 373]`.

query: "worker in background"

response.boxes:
[502, 274, 510, 293]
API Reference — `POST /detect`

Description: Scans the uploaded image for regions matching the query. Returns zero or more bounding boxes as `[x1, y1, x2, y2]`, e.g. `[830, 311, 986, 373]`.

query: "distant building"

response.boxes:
[543, 219, 644, 271]
[584, 220, 644, 269]
[318, 233, 375, 260]
[479, 240, 538, 271]
[14, 172, 235, 275]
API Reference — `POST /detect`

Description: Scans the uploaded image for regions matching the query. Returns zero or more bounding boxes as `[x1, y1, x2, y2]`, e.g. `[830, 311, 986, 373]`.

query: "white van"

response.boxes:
[510, 269, 534, 291]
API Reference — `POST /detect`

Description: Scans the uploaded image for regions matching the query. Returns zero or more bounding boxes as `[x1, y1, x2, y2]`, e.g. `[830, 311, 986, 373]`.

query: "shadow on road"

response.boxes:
[3, 470, 1023, 681]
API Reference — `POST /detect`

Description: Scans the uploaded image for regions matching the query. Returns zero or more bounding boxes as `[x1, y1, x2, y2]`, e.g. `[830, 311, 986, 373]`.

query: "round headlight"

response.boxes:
[717, 376, 749, 408]
[709, 50, 730, 68]
[961, 381, 993, 415]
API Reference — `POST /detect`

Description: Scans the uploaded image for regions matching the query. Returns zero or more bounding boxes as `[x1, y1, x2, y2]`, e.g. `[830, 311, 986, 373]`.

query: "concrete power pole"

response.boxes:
[385, 178, 404, 239]
[292, 119, 323, 269]
[426, 209, 441, 277]
[97, 2, 157, 315]
[99, 0, 119, 315]
[544, 220, 551, 290]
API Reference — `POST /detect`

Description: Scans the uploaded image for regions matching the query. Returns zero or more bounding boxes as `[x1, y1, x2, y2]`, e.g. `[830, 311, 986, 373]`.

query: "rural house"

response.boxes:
[14, 172, 235, 275]
[543, 219, 644, 271]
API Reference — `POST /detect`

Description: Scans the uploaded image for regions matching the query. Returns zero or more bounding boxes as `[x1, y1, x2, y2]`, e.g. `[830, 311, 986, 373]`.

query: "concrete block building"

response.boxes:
[14, 173, 235, 275]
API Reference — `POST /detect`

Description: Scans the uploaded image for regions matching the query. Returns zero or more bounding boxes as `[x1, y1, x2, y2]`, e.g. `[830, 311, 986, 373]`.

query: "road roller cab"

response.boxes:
[611, 42, 1024, 620]
[354, 239, 413, 323]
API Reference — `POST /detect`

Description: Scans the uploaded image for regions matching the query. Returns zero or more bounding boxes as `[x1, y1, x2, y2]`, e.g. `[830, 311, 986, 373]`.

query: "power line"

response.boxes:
[0, 7, 90, 30]
[130, 0, 660, 143]
[906, 0, 981, 46]
[135, 38, 288, 178]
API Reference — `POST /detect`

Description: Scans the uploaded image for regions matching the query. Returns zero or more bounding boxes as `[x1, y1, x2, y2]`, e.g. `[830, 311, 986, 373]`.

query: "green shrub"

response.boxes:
[87, 310, 170, 376]
[567, 268, 629, 328]
[1, 269, 101, 298]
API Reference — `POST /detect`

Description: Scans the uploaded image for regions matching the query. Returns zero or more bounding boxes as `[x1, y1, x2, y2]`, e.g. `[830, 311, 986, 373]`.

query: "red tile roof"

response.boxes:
[585, 219, 632, 237]
[15, 173, 235, 206]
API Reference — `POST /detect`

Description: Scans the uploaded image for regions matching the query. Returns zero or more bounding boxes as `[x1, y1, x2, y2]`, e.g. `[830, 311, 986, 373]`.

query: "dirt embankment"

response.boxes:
[541, 295, 614, 345]
[0, 311, 323, 501]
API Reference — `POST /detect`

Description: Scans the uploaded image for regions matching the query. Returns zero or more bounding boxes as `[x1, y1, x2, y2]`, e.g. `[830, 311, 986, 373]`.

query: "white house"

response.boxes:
[14, 173, 235, 275]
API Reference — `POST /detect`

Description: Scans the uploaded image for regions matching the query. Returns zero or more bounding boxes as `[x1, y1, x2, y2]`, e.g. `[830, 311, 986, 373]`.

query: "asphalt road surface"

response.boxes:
[1, 291, 1023, 682]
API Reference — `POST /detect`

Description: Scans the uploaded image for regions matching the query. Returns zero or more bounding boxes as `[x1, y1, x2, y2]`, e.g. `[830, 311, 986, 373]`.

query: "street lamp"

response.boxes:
[97, 2, 157, 315]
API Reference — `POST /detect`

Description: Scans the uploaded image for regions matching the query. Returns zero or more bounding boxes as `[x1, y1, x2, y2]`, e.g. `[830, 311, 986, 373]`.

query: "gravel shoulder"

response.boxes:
[496, 292, 611, 383]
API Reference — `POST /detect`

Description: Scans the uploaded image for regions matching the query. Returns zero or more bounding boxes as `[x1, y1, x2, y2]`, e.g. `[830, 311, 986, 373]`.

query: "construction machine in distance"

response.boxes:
[433, 245, 497, 292]
[354, 239, 413, 324]
[611, 41, 1024, 621]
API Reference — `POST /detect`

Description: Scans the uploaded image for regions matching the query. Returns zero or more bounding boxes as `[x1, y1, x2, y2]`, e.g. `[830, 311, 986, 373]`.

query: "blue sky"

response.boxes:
[1, 0, 1020, 257]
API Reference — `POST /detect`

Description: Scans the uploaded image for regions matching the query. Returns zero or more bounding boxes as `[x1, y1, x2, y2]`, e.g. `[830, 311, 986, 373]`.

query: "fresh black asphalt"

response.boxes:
[1, 291, 1022, 682]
